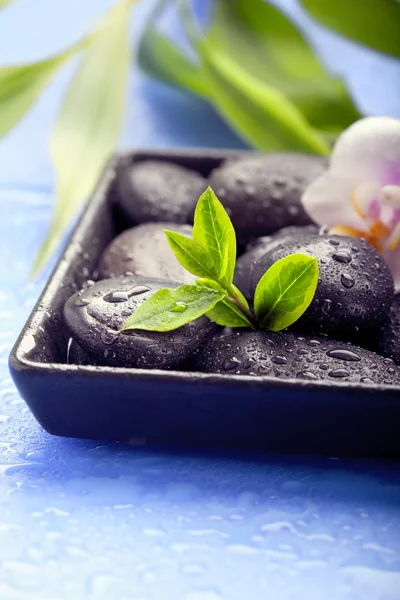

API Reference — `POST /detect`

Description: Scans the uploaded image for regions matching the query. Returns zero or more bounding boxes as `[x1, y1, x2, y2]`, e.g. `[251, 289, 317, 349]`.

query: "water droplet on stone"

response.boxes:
[296, 370, 318, 380]
[100, 331, 118, 346]
[223, 357, 241, 371]
[322, 299, 333, 315]
[341, 273, 355, 289]
[329, 239, 340, 246]
[328, 368, 350, 378]
[326, 348, 361, 362]
[332, 251, 352, 264]
[271, 354, 287, 365]
[103, 285, 150, 303]
[361, 377, 374, 384]
[75, 298, 91, 307]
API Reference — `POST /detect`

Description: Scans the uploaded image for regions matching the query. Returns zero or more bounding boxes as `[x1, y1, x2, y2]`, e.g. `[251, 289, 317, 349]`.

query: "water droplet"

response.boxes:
[296, 371, 318, 380]
[326, 348, 361, 362]
[171, 302, 188, 313]
[223, 357, 241, 371]
[328, 368, 350, 378]
[361, 377, 374, 384]
[332, 251, 352, 264]
[75, 297, 91, 307]
[329, 239, 340, 246]
[341, 273, 355, 289]
[103, 285, 150, 303]
[322, 299, 333, 315]
[297, 348, 308, 356]
[100, 331, 118, 346]
[271, 354, 287, 365]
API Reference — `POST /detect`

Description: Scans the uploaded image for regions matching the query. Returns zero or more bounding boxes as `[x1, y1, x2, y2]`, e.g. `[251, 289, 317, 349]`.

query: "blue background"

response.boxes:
[1, 1, 400, 599]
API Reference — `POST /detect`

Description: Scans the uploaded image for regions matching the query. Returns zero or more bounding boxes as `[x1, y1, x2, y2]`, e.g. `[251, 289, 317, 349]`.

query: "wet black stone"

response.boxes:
[118, 160, 207, 225]
[209, 153, 327, 244]
[193, 330, 400, 385]
[234, 225, 319, 300]
[250, 234, 394, 340]
[97, 223, 194, 283]
[376, 294, 400, 365]
[64, 276, 216, 369]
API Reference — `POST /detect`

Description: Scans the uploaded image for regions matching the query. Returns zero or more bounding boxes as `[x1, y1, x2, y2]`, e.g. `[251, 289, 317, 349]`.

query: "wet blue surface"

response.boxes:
[1, 1, 400, 598]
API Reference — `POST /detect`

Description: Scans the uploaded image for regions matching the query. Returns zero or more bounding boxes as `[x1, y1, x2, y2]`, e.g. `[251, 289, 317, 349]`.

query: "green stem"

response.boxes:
[230, 295, 257, 329]
[223, 281, 257, 329]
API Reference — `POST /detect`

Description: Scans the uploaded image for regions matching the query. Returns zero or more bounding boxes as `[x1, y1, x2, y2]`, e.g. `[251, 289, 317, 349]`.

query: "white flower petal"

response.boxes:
[301, 171, 366, 229]
[331, 117, 400, 184]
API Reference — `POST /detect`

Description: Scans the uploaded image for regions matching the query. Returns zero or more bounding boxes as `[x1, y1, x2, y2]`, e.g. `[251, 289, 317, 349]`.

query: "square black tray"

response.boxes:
[9, 149, 400, 457]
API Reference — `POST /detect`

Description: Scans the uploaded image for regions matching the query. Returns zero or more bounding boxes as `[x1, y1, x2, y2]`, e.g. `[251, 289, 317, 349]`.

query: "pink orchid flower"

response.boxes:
[302, 116, 400, 290]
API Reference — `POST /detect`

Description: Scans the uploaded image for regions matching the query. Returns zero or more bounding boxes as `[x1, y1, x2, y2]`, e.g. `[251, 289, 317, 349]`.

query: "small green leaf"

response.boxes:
[301, 0, 400, 59]
[254, 253, 319, 331]
[206, 297, 254, 329]
[32, 0, 132, 276]
[122, 284, 225, 332]
[0, 49, 75, 140]
[164, 230, 218, 280]
[193, 187, 236, 284]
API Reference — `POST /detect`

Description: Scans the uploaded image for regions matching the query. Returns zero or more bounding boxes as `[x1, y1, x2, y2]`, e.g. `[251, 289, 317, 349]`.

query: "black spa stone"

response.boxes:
[193, 330, 400, 385]
[376, 294, 400, 365]
[117, 160, 207, 225]
[250, 234, 394, 340]
[64, 276, 216, 369]
[208, 153, 328, 244]
[97, 223, 194, 283]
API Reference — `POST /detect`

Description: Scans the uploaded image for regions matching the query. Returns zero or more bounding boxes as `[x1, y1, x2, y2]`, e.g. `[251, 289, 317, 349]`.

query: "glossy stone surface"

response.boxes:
[97, 223, 195, 283]
[376, 294, 400, 365]
[118, 160, 207, 226]
[193, 330, 400, 385]
[64, 276, 216, 369]
[250, 235, 394, 340]
[1, 0, 400, 598]
[209, 153, 327, 243]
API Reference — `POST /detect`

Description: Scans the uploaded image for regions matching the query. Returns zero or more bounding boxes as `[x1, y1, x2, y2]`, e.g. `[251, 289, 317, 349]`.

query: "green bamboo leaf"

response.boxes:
[122, 284, 225, 332]
[207, 0, 360, 136]
[301, 0, 400, 58]
[193, 187, 236, 284]
[254, 253, 319, 332]
[164, 230, 218, 280]
[176, 0, 329, 153]
[199, 45, 330, 154]
[0, 49, 75, 140]
[32, 0, 132, 276]
[0, 0, 17, 8]
[138, 29, 208, 97]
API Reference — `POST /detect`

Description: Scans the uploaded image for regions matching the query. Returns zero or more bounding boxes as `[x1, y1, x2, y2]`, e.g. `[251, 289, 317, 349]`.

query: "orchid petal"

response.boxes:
[382, 185, 400, 208]
[383, 248, 400, 292]
[301, 170, 366, 229]
[331, 117, 400, 185]
[352, 180, 382, 221]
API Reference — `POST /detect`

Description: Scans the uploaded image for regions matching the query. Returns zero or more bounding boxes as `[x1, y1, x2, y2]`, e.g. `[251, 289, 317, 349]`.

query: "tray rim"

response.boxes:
[9, 147, 400, 400]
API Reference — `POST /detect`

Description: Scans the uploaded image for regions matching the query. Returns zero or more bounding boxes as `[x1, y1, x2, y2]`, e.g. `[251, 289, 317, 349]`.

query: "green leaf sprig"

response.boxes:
[122, 187, 319, 333]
